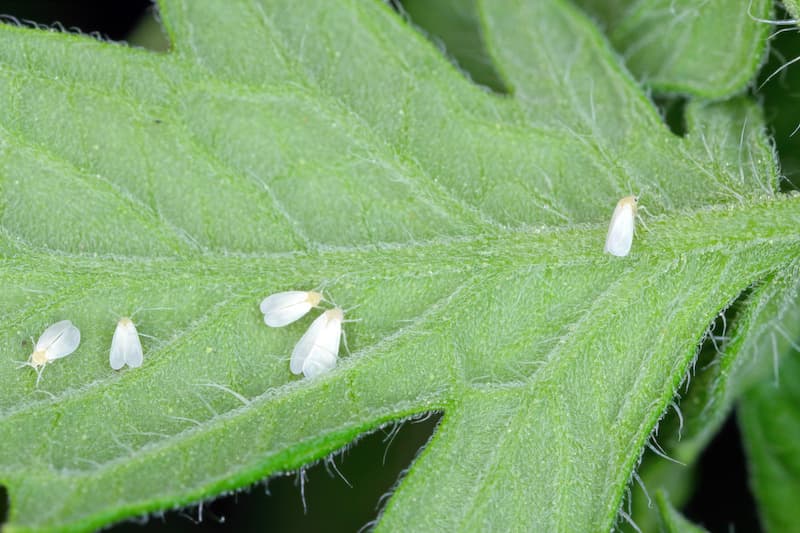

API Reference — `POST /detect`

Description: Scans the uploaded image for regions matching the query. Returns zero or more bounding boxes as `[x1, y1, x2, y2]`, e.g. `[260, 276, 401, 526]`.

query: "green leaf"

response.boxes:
[627, 259, 800, 530]
[784, 0, 800, 19]
[400, 0, 508, 93]
[575, 0, 772, 97]
[760, 9, 800, 189]
[126, 11, 170, 53]
[0, 1, 797, 532]
[654, 490, 709, 533]
[629, 264, 800, 530]
[738, 263, 800, 532]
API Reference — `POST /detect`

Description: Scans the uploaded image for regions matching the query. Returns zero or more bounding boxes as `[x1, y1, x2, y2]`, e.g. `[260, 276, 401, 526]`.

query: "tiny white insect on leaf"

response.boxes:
[110, 317, 144, 370]
[604, 195, 638, 257]
[26, 320, 81, 385]
[290, 308, 344, 378]
[260, 290, 323, 327]
[32, 320, 81, 364]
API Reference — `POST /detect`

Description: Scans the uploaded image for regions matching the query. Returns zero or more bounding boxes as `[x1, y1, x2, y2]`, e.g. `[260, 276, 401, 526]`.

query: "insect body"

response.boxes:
[604, 195, 639, 257]
[110, 317, 144, 370]
[26, 320, 81, 382]
[260, 291, 323, 327]
[290, 308, 344, 378]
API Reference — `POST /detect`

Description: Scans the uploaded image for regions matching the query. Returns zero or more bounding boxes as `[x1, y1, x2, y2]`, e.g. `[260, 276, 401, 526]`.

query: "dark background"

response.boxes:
[1, 1, 798, 531]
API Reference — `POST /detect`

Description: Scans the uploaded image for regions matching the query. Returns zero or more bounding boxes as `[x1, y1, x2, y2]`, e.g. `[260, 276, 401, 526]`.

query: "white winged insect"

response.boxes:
[109, 317, 144, 370]
[25, 320, 81, 384]
[260, 290, 323, 327]
[290, 308, 345, 378]
[604, 195, 639, 257]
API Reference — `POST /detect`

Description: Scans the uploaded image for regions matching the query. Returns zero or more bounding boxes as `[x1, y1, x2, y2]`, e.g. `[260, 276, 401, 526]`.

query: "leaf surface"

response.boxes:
[0, 1, 797, 532]
[400, 0, 508, 92]
[575, 0, 772, 97]
[628, 264, 800, 531]
[784, 0, 800, 19]
[654, 490, 709, 533]
[738, 263, 800, 532]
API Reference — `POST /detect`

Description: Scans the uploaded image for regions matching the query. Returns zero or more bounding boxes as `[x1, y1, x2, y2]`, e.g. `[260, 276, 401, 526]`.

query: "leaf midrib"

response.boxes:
[2, 27, 764, 250]
[3, 194, 797, 263]
[2, 197, 797, 477]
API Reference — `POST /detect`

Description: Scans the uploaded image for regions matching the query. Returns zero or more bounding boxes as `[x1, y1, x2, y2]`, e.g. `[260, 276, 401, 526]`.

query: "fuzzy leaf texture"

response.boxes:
[738, 261, 800, 531]
[575, 0, 772, 97]
[624, 262, 800, 532]
[0, 1, 798, 532]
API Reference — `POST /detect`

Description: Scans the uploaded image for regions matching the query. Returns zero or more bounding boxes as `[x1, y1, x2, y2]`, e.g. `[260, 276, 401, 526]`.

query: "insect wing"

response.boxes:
[302, 347, 338, 378]
[301, 311, 342, 378]
[36, 320, 73, 352]
[315, 313, 342, 358]
[260, 291, 315, 327]
[124, 324, 144, 368]
[604, 201, 635, 257]
[290, 312, 329, 374]
[110, 320, 143, 370]
[109, 321, 129, 370]
[42, 321, 81, 360]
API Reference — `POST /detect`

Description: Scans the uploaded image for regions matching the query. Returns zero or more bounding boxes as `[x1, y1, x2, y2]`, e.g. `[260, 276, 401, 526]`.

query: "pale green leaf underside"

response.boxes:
[0, 1, 797, 532]
[738, 263, 800, 532]
[628, 263, 800, 531]
[575, 0, 772, 97]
